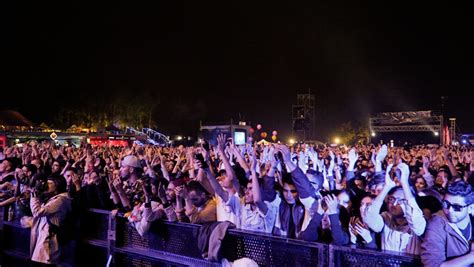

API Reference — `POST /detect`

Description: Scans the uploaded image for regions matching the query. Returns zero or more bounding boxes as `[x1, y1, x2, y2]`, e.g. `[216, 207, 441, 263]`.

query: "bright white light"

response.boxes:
[371, 132, 376, 137]
[289, 138, 296, 145]
[462, 139, 468, 144]
[176, 136, 183, 141]
[434, 132, 439, 136]
[334, 137, 340, 144]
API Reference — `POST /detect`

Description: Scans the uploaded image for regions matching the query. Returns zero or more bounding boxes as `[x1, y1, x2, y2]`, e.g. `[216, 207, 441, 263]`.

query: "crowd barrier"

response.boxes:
[0, 207, 422, 266]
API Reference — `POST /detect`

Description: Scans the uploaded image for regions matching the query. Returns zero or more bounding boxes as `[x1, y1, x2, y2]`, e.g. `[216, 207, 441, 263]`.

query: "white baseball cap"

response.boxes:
[121, 155, 142, 168]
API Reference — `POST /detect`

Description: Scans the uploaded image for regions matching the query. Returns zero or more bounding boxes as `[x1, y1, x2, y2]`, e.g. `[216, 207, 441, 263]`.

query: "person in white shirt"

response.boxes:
[200, 134, 242, 227]
[240, 149, 276, 233]
[364, 162, 426, 255]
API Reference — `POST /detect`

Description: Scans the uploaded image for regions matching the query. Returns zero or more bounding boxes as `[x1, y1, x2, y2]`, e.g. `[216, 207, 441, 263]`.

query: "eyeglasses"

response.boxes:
[442, 200, 470, 212]
[386, 196, 407, 206]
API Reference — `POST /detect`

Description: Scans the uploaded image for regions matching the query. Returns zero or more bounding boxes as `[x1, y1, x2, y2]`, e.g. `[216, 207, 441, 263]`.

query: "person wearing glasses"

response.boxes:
[364, 162, 426, 255]
[421, 180, 474, 266]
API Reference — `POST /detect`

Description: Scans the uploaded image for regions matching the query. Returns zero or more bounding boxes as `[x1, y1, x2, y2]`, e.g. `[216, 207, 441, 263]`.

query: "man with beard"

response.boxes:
[110, 155, 144, 211]
[183, 180, 217, 224]
[421, 180, 474, 266]
[51, 159, 66, 175]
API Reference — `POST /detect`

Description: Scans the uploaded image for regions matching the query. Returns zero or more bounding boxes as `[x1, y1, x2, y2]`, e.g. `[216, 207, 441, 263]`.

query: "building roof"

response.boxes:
[0, 110, 34, 127]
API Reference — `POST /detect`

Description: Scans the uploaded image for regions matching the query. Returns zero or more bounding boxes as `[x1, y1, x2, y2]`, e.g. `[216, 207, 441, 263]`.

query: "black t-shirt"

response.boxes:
[459, 221, 471, 242]
[288, 205, 296, 239]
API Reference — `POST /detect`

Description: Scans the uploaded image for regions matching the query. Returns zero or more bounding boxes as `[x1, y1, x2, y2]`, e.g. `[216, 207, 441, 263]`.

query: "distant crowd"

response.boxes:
[1, 139, 474, 266]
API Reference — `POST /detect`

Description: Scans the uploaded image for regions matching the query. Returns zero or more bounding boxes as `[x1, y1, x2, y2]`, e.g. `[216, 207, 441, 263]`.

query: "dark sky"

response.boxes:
[1, 2, 473, 140]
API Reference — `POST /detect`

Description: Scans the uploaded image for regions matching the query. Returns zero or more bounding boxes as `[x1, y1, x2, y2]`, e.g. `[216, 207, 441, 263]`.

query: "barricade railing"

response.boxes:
[1, 207, 422, 266]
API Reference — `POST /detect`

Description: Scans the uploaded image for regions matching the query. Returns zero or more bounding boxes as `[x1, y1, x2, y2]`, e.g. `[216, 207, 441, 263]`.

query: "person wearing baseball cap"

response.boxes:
[110, 155, 144, 211]
[120, 155, 143, 180]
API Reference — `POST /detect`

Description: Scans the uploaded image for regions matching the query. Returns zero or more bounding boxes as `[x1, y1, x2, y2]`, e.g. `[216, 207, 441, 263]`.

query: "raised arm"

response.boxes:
[199, 158, 228, 202]
[250, 149, 268, 214]
[398, 162, 426, 236]
[364, 164, 396, 233]
[112, 178, 131, 211]
[325, 194, 350, 245]
[275, 144, 315, 201]
[159, 154, 171, 181]
[216, 134, 239, 193]
[217, 135, 237, 183]
[375, 145, 388, 174]
[421, 155, 434, 187]
[172, 151, 183, 174]
[230, 144, 250, 174]
[346, 148, 358, 183]
[443, 148, 459, 178]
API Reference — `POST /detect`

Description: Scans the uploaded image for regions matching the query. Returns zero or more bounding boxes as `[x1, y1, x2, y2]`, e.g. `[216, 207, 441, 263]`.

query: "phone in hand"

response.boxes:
[390, 167, 402, 181]
[275, 151, 284, 162]
[202, 140, 210, 152]
[194, 153, 208, 168]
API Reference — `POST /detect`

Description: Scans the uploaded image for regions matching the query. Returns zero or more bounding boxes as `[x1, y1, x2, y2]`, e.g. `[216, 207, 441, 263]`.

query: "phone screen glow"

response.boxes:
[234, 131, 246, 145]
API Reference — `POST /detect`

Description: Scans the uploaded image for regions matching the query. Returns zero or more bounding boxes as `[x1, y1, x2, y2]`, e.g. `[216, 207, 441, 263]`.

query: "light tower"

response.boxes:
[292, 89, 316, 141]
[449, 118, 456, 145]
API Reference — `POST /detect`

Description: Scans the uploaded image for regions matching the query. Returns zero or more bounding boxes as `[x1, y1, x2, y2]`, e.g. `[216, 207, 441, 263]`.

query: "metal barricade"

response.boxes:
[222, 229, 328, 266]
[114, 216, 219, 266]
[1, 208, 424, 267]
[329, 244, 421, 267]
[0, 205, 31, 266]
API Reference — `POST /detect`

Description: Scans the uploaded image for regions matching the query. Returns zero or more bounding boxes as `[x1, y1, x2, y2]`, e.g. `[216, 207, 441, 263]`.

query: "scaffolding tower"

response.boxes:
[449, 118, 456, 144]
[292, 89, 316, 141]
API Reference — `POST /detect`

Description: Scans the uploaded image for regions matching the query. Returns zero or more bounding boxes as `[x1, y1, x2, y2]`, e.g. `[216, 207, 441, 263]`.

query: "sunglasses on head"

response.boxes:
[442, 200, 470, 212]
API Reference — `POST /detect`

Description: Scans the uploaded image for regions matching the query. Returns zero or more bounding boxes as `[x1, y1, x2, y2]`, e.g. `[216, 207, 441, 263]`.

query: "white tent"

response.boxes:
[256, 139, 271, 146]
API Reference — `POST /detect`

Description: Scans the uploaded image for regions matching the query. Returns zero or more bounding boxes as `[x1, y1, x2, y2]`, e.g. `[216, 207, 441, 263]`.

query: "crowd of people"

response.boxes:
[1, 137, 474, 266]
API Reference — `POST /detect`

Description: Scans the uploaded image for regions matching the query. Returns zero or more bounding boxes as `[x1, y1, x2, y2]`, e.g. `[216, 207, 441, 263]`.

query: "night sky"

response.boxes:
[1, 2, 473, 140]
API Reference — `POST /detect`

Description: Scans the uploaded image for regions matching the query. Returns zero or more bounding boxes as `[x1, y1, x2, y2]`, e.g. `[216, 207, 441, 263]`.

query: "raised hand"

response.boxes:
[441, 147, 453, 166]
[157, 184, 168, 203]
[422, 155, 430, 170]
[327, 150, 336, 175]
[384, 164, 396, 189]
[370, 148, 376, 166]
[397, 162, 410, 183]
[216, 133, 226, 153]
[175, 185, 186, 199]
[324, 194, 339, 215]
[348, 148, 358, 171]
[353, 219, 372, 242]
[141, 181, 151, 202]
[113, 177, 124, 192]
[274, 144, 291, 163]
[250, 148, 258, 173]
[376, 145, 388, 162]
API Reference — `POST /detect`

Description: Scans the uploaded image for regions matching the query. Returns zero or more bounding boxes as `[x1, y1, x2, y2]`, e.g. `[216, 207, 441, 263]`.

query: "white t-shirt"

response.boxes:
[240, 200, 277, 234]
[215, 192, 241, 228]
